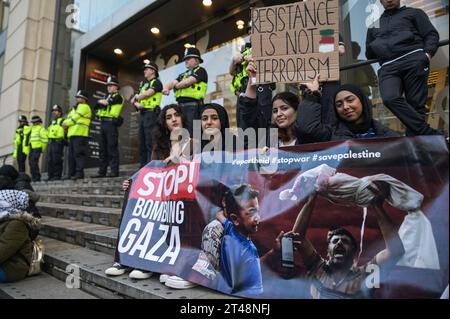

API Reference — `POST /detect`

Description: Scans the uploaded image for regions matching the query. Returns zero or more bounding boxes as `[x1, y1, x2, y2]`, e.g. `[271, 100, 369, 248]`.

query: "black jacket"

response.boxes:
[366, 6, 439, 64]
[297, 95, 400, 142]
[239, 95, 319, 147]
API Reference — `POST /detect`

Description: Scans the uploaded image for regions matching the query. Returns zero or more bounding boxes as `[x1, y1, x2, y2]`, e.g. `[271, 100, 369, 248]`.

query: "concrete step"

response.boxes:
[39, 193, 124, 209]
[41, 237, 231, 299]
[0, 272, 97, 299]
[34, 184, 126, 196]
[37, 202, 122, 227]
[40, 216, 118, 256]
[32, 176, 127, 191]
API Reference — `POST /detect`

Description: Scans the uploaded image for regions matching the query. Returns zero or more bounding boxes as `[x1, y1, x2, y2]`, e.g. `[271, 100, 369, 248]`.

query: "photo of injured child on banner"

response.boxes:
[115, 136, 448, 299]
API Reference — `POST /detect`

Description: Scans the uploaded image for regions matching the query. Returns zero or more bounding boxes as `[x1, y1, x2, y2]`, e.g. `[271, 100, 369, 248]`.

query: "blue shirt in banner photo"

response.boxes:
[217, 218, 263, 296]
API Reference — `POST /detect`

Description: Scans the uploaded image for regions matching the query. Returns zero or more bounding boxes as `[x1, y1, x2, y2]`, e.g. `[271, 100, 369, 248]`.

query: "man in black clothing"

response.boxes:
[366, 0, 441, 136]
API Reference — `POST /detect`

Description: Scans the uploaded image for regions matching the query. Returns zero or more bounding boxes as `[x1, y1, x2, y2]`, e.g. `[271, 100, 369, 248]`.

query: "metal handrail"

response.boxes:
[340, 39, 449, 71]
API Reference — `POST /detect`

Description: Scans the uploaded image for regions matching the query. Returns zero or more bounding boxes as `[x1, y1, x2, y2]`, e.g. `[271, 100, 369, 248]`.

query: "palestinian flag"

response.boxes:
[319, 29, 335, 53]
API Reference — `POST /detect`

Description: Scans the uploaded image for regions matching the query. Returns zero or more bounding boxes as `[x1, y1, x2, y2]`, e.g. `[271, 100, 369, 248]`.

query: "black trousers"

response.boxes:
[139, 110, 157, 168]
[68, 136, 88, 178]
[178, 101, 203, 138]
[98, 122, 119, 175]
[47, 140, 64, 179]
[378, 51, 440, 136]
[17, 145, 27, 173]
[29, 149, 42, 182]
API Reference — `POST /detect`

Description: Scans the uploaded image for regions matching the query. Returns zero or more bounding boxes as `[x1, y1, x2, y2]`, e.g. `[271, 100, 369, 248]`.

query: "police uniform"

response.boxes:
[63, 90, 92, 180]
[28, 116, 48, 182]
[174, 47, 208, 135]
[13, 116, 30, 173]
[94, 76, 124, 177]
[232, 44, 275, 130]
[136, 62, 162, 168]
[47, 105, 66, 181]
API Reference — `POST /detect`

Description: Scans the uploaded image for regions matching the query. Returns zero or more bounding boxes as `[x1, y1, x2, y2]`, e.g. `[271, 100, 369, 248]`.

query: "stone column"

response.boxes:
[0, 0, 56, 159]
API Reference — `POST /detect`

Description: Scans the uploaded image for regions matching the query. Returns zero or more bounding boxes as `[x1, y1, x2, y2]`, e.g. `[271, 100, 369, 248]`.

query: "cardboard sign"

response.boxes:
[251, 0, 340, 84]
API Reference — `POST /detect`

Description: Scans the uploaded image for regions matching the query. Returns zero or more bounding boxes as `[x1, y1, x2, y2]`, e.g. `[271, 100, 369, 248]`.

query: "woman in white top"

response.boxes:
[106, 104, 198, 289]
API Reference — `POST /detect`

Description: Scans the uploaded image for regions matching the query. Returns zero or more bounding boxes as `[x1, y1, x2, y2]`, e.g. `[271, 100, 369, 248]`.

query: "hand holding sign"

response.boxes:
[246, 58, 257, 85]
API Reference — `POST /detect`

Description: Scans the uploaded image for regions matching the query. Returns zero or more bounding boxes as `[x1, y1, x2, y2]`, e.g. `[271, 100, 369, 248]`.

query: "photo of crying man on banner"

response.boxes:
[115, 136, 448, 299]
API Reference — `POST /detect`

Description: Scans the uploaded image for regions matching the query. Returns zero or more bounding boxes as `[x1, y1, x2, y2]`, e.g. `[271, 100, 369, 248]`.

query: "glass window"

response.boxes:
[1, 1, 9, 32]
[74, 0, 133, 33]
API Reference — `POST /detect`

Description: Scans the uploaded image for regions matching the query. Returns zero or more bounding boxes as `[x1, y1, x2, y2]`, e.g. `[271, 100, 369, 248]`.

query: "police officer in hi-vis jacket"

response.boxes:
[28, 116, 48, 182]
[163, 47, 208, 136]
[13, 116, 30, 173]
[131, 62, 163, 168]
[93, 75, 124, 178]
[46, 104, 65, 181]
[62, 90, 92, 180]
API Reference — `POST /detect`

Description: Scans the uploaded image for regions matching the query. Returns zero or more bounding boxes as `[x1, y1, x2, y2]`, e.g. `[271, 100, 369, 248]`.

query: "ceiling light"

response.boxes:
[144, 59, 150, 64]
[114, 48, 123, 55]
[202, 0, 212, 7]
[236, 20, 245, 30]
[151, 27, 160, 34]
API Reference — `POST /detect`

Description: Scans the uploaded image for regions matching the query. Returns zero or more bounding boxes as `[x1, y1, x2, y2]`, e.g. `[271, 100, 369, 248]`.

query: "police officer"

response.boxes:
[93, 75, 124, 178]
[28, 116, 48, 182]
[13, 115, 30, 173]
[163, 47, 208, 136]
[46, 104, 65, 181]
[131, 62, 163, 168]
[62, 90, 92, 180]
[231, 23, 274, 130]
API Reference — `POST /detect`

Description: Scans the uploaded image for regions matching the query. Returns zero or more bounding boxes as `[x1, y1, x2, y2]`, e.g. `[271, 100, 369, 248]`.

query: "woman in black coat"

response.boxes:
[298, 81, 401, 142]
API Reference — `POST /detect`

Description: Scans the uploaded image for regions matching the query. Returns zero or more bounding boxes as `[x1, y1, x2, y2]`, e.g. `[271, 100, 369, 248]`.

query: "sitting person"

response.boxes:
[0, 188, 41, 283]
[298, 79, 401, 141]
[106, 105, 197, 289]
[0, 165, 41, 218]
[239, 59, 322, 148]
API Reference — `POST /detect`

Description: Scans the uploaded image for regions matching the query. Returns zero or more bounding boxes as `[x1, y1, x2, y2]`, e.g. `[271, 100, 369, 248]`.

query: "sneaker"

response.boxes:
[159, 274, 170, 284]
[105, 263, 130, 276]
[164, 276, 197, 289]
[129, 269, 153, 280]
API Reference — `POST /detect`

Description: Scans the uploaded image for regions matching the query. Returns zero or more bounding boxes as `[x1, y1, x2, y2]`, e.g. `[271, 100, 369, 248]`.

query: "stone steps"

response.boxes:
[0, 271, 97, 299]
[37, 202, 122, 227]
[39, 216, 118, 256]
[34, 185, 126, 196]
[41, 237, 230, 299]
[39, 194, 124, 208]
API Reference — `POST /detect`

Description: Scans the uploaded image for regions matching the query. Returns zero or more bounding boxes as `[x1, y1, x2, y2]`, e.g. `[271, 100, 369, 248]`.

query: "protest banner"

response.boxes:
[116, 136, 448, 299]
[251, 0, 340, 84]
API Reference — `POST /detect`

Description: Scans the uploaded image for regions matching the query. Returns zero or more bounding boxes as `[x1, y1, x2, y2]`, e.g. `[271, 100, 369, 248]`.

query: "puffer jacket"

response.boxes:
[0, 212, 40, 282]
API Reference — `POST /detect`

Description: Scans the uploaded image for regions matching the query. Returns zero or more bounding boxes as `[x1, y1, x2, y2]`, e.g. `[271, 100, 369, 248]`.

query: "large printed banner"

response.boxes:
[117, 137, 449, 299]
[251, 0, 340, 84]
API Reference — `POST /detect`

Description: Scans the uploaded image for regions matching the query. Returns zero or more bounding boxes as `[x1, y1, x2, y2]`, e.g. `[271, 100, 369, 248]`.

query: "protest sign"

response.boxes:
[251, 0, 340, 84]
[116, 136, 448, 299]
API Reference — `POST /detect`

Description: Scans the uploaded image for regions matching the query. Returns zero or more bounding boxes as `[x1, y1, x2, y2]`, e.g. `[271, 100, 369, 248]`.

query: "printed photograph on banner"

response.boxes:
[115, 136, 448, 299]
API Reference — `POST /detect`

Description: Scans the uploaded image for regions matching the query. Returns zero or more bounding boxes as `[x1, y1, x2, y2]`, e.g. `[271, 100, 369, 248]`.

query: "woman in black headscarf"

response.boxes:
[298, 81, 401, 141]
[200, 103, 230, 152]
